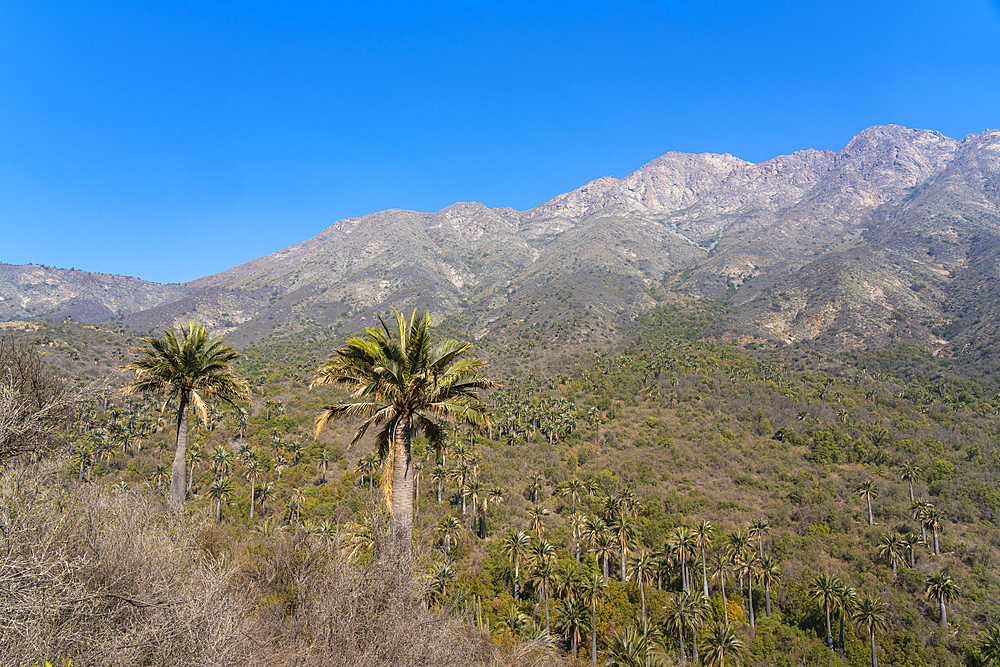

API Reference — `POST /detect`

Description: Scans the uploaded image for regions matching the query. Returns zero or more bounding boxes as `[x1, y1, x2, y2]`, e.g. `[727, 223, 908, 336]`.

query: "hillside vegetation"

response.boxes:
[3, 302, 1000, 666]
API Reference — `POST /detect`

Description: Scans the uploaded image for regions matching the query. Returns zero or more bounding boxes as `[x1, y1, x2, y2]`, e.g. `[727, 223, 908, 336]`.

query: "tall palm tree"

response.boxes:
[627, 550, 656, 622]
[852, 592, 888, 667]
[758, 555, 781, 618]
[500, 529, 531, 599]
[726, 530, 753, 596]
[911, 499, 933, 544]
[833, 581, 857, 660]
[581, 572, 606, 666]
[810, 572, 841, 651]
[310, 309, 495, 570]
[747, 518, 770, 558]
[436, 516, 462, 564]
[595, 531, 617, 583]
[555, 597, 586, 657]
[924, 506, 946, 556]
[244, 457, 262, 520]
[562, 478, 586, 515]
[924, 571, 959, 627]
[121, 322, 251, 509]
[664, 591, 702, 667]
[856, 479, 879, 526]
[431, 464, 447, 503]
[571, 512, 589, 563]
[208, 476, 234, 522]
[876, 532, 905, 582]
[733, 552, 759, 629]
[695, 519, 714, 597]
[527, 472, 545, 504]
[610, 515, 635, 582]
[710, 551, 731, 627]
[899, 462, 922, 503]
[530, 554, 556, 632]
[901, 531, 921, 567]
[465, 478, 484, 534]
[700, 622, 744, 667]
[528, 504, 551, 537]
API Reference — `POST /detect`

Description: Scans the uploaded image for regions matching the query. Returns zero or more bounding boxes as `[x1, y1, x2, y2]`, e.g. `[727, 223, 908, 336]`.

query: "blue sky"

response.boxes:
[3, 1, 999, 284]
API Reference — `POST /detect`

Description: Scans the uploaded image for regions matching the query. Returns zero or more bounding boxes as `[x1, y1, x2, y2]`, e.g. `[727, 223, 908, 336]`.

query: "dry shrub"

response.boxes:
[0, 462, 565, 667]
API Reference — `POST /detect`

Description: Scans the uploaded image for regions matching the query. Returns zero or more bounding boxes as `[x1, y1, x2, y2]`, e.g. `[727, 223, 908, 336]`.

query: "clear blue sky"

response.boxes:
[3, 1, 999, 284]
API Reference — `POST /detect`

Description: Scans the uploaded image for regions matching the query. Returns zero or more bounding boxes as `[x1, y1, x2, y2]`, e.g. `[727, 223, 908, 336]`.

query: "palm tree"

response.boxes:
[254, 482, 275, 515]
[581, 572, 606, 666]
[121, 322, 251, 509]
[627, 550, 656, 622]
[605, 624, 648, 667]
[208, 476, 234, 522]
[833, 581, 857, 660]
[436, 516, 463, 564]
[610, 515, 635, 582]
[151, 462, 169, 493]
[733, 551, 759, 629]
[244, 457, 262, 520]
[528, 504, 551, 537]
[747, 518, 770, 558]
[571, 512, 589, 563]
[924, 571, 958, 627]
[595, 531, 616, 583]
[856, 479, 879, 526]
[527, 472, 545, 504]
[211, 444, 234, 480]
[466, 478, 484, 534]
[562, 478, 586, 515]
[310, 309, 495, 570]
[185, 443, 203, 493]
[554, 597, 586, 657]
[664, 591, 705, 667]
[853, 592, 888, 667]
[530, 553, 556, 633]
[901, 531, 920, 567]
[978, 624, 1000, 666]
[318, 447, 333, 483]
[911, 499, 933, 544]
[710, 551, 731, 627]
[726, 529, 753, 596]
[809, 572, 841, 651]
[700, 622, 744, 667]
[695, 519, 714, 597]
[431, 464, 447, 503]
[758, 555, 780, 618]
[899, 462, 922, 502]
[501, 529, 531, 599]
[876, 532, 905, 581]
[924, 506, 945, 556]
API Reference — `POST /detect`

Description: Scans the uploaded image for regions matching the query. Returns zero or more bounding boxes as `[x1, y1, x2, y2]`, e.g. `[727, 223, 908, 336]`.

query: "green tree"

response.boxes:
[627, 549, 656, 623]
[528, 504, 551, 537]
[876, 532, 905, 582]
[758, 555, 780, 618]
[120, 322, 250, 509]
[924, 506, 945, 556]
[852, 592, 888, 667]
[700, 622, 744, 667]
[555, 597, 586, 658]
[856, 479, 879, 526]
[978, 624, 1000, 666]
[501, 529, 531, 599]
[899, 462, 922, 503]
[310, 309, 494, 570]
[833, 581, 857, 660]
[436, 516, 462, 564]
[695, 519, 714, 598]
[581, 572, 606, 666]
[924, 571, 959, 627]
[208, 476, 234, 522]
[747, 518, 770, 558]
[809, 572, 841, 651]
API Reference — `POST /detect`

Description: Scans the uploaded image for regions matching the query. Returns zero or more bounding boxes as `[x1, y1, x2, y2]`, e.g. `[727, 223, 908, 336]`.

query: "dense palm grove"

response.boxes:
[4, 301, 1000, 666]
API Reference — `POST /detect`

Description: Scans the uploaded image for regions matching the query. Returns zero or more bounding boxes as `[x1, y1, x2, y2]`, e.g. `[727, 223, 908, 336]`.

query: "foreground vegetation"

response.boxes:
[4, 300, 1000, 666]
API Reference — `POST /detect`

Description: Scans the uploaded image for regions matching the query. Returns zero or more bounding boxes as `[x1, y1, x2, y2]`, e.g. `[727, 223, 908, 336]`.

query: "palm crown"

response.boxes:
[310, 309, 495, 569]
[120, 322, 250, 509]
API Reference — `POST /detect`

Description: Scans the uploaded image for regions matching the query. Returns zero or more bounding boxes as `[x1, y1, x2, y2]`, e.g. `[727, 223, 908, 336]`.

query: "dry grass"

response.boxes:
[0, 461, 565, 667]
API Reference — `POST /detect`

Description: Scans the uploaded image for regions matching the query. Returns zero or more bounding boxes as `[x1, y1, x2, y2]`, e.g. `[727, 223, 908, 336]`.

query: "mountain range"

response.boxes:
[4, 124, 1000, 367]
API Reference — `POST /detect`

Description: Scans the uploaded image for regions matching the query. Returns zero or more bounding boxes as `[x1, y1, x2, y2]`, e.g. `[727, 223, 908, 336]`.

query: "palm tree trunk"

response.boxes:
[765, 581, 772, 617]
[169, 397, 189, 510]
[721, 576, 729, 627]
[933, 526, 940, 556]
[640, 578, 646, 622]
[825, 606, 833, 650]
[867, 496, 873, 526]
[437, 479, 442, 503]
[250, 478, 255, 520]
[391, 417, 414, 572]
[839, 613, 846, 659]
[678, 631, 687, 667]
[701, 546, 709, 598]
[691, 628, 699, 664]
[870, 629, 878, 667]
[591, 598, 598, 666]
[748, 577, 755, 629]
[939, 598, 947, 627]
[621, 547, 626, 582]
[514, 560, 520, 599]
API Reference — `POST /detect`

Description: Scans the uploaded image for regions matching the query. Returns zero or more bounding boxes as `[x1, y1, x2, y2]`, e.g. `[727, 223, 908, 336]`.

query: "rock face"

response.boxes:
[4, 125, 1000, 359]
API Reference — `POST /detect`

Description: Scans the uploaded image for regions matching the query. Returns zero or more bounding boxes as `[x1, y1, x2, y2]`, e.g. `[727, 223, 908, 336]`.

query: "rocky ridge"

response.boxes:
[3, 125, 1000, 364]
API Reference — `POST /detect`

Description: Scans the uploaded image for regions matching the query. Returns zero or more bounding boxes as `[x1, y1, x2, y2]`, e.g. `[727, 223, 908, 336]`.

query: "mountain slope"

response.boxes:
[3, 125, 1000, 364]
